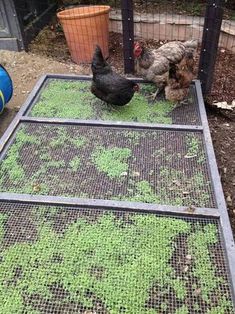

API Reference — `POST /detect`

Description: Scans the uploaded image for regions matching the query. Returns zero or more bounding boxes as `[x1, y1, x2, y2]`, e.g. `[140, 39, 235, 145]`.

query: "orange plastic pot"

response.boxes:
[57, 6, 110, 63]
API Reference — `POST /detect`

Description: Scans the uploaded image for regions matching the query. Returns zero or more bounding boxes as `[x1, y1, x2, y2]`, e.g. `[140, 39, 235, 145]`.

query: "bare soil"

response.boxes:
[0, 29, 234, 234]
[0, 49, 89, 135]
[60, 0, 235, 19]
[132, 0, 235, 19]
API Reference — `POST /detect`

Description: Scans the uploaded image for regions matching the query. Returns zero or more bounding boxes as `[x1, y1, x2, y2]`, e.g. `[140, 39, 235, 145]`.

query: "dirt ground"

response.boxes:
[0, 50, 90, 134]
[61, 0, 235, 18]
[0, 30, 234, 234]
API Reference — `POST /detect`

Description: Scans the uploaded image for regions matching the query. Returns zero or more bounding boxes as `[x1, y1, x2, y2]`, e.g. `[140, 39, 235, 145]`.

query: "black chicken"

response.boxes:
[91, 45, 139, 106]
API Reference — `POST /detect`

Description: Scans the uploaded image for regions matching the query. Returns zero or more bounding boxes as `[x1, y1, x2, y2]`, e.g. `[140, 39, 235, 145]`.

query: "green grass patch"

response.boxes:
[188, 224, 224, 302]
[0, 125, 213, 207]
[157, 167, 210, 206]
[92, 147, 131, 178]
[175, 305, 189, 314]
[0, 209, 233, 313]
[31, 81, 94, 120]
[0, 126, 87, 194]
[124, 167, 210, 206]
[30, 80, 175, 124]
[101, 95, 174, 124]
[69, 156, 81, 171]
[0, 127, 38, 185]
[128, 180, 161, 203]
[186, 134, 205, 164]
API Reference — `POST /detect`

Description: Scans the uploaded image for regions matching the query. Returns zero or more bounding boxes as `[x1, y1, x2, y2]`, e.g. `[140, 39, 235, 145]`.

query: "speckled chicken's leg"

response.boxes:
[151, 87, 164, 101]
[179, 99, 189, 106]
[174, 99, 189, 108]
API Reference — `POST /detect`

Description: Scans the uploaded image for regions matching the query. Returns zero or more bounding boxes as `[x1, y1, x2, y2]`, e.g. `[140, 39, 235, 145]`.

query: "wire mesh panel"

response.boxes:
[26, 78, 201, 125]
[13, 0, 57, 50]
[0, 201, 234, 313]
[0, 122, 215, 207]
[132, 0, 206, 43]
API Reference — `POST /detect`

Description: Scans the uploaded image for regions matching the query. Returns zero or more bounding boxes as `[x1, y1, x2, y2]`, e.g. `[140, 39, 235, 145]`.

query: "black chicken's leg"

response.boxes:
[109, 104, 119, 112]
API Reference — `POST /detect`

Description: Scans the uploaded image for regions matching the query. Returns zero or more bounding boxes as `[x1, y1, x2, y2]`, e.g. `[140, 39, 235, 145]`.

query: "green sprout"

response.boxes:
[92, 147, 131, 178]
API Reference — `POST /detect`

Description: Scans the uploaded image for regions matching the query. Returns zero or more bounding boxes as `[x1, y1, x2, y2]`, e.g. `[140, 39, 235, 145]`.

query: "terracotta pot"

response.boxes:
[57, 6, 110, 63]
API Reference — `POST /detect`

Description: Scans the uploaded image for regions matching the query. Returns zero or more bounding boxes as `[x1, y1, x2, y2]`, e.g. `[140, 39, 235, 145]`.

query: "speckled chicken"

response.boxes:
[133, 40, 197, 98]
[165, 51, 195, 104]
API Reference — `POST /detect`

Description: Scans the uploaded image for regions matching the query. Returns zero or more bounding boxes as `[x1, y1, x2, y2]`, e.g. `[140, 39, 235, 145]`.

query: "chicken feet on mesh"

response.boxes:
[179, 99, 188, 106]
[173, 98, 188, 108]
[150, 87, 164, 101]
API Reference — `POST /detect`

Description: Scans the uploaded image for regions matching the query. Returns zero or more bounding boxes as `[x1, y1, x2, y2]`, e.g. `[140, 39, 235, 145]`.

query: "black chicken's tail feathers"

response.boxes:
[94, 45, 104, 62]
[91, 45, 108, 71]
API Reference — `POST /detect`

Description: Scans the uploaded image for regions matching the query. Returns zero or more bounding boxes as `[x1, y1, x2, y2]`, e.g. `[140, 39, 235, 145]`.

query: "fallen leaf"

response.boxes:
[172, 180, 181, 187]
[132, 171, 140, 177]
[213, 101, 235, 110]
[33, 184, 41, 192]
[184, 154, 197, 159]
[183, 265, 189, 273]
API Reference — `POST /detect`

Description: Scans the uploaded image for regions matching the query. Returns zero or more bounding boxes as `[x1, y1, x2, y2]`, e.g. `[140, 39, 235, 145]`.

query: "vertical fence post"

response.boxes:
[198, 0, 224, 96]
[121, 0, 135, 74]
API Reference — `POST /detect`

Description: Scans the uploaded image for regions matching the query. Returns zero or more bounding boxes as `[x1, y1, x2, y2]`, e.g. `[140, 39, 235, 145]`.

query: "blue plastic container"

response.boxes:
[0, 65, 13, 113]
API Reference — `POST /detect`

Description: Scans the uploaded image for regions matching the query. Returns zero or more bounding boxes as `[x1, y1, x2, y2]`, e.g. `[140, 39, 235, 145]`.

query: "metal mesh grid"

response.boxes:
[0, 201, 233, 314]
[172, 84, 201, 125]
[0, 122, 215, 208]
[26, 78, 201, 125]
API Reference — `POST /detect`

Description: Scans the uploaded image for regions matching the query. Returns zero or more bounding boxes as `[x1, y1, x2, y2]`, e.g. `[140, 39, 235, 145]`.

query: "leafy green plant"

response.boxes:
[30, 80, 175, 124]
[0, 213, 7, 242]
[172, 278, 187, 300]
[188, 224, 223, 302]
[0, 210, 232, 313]
[175, 305, 189, 314]
[0, 212, 192, 313]
[31, 81, 94, 119]
[157, 167, 210, 206]
[186, 134, 205, 164]
[69, 156, 81, 171]
[102, 94, 174, 124]
[129, 180, 161, 203]
[92, 147, 131, 178]
[117, 170, 210, 206]
[206, 297, 234, 314]
[186, 134, 200, 157]
[0, 127, 38, 185]
[0, 124, 212, 208]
